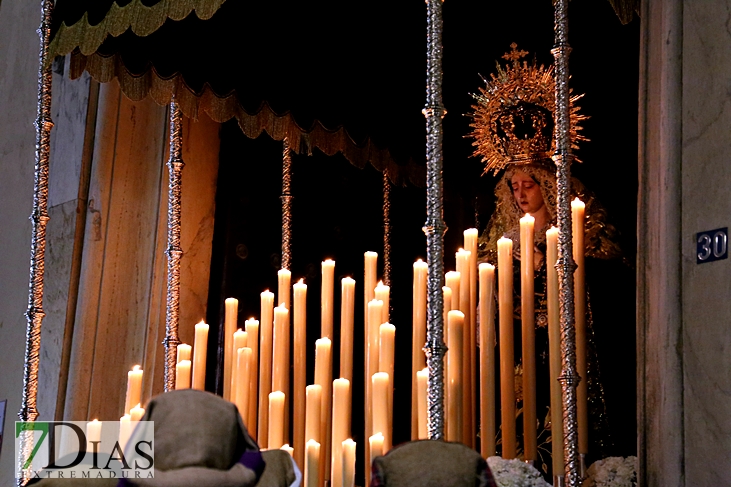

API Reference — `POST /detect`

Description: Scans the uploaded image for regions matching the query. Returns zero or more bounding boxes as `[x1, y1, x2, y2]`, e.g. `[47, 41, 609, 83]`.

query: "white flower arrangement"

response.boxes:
[487, 456, 552, 487]
[582, 456, 638, 487]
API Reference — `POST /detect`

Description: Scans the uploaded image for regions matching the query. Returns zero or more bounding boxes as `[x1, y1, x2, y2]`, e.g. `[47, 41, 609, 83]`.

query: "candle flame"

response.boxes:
[298, 278, 304, 284]
[132, 365, 141, 371]
[378, 280, 383, 286]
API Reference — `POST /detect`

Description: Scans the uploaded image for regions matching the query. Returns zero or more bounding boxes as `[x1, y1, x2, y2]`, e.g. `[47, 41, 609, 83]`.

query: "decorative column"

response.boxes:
[423, 0, 447, 440]
[164, 100, 184, 392]
[551, 1, 580, 485]
[382, 173, 392, 287]
[18, 0, 54, 482]
[281, 138, 293, 270]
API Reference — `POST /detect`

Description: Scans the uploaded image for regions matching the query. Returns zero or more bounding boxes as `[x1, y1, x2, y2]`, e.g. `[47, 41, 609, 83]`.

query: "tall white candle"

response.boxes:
[340, 278, 356, 383]
[520, 214, 537, 461]
[365, 299, 383, 474]
[447, 310, 464, 443]
[375, 281, 390, 325]
[278, 269, 291, 311]
[305, 439, 321, 487]
[293, 279, 308, 470]
[497, 237, 515, 458]
[369, 433, 384, 464]
[456, 249, 472, 447]
[175, 360, 191, 390]
[479, 263, 496, 458]
[331, 378, 350, 487]
[305, 384, 322, 443]
[224, 297, 238, 401]
[124, 365, 143, 415]
[245, 319, 260, 441]
[230, 329, 248, 401]
[464, 230, 479, 436]
[372, 372, 390, 452]
[322, 260, 335, 339]
[314, 338, 333, 483]
[272, 306, 289, 396]
[572, 198, 588, 456]
[342, 439, 356, 487]
[192, 322, 209, 391]
[258, 291, 275, 448]
[268, 391, 286, 449]
[119, 415, 131, 452]
[378, 323, 395, 438]
[416, 368, 428, 440]
[411, 259, 427, 439]
[364, 252, 378, 319]
[176, 344, 191, 363]
[445, 271, 461, 311]
[234, 347, 252, 422]
[546, 227, 564, 475]
[86, 419, 101, 453]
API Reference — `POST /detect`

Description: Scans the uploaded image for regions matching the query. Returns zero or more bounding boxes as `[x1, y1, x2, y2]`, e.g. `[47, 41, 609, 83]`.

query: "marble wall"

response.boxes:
[681, 1, 731, 485]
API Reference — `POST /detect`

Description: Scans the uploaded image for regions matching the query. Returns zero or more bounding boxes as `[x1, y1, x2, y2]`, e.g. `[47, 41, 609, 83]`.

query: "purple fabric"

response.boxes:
[239, 451, 266, 480]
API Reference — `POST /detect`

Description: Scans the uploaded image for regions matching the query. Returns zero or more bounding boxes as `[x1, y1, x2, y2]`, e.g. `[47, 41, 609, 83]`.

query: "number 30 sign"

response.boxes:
[697, 227, 728, 264]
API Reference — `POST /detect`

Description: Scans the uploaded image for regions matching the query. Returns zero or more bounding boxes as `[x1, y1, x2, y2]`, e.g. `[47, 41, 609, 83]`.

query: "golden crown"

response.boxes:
[468, 44, 587, 175]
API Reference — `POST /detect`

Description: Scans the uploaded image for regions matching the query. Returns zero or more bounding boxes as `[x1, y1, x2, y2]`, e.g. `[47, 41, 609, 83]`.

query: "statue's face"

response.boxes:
[510, 170, 545, 215]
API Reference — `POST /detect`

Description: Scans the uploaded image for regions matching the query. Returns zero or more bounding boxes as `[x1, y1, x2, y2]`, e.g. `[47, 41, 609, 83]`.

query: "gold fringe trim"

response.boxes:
[71, 51, 425, 187]
[48, 0, 226, 66]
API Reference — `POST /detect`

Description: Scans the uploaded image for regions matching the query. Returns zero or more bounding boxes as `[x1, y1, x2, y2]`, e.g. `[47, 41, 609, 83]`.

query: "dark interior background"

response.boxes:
[205, 0, 640, 480]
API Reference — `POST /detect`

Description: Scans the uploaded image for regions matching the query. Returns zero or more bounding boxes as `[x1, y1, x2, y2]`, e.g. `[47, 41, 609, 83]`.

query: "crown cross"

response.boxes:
[502, 42, 529, 62]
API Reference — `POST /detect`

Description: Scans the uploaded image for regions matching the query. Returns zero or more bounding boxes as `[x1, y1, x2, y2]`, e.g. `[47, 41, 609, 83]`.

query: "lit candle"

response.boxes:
[86, 419, 101, 453]
[230, 329, 248, 401]
[411, 259, 427, 439]
[305, 439, 321, 487]
[417, 368, 428, 440]
[378, 323, 395, 438]
[342, 439, 356, 487]
[520, 214, 537, 461]
[331, 378, 350, 487]
[314, 338, 332, 483]
[176, 344, 191, 363]
[375, 281, 390, 325]
[456, 249, 472, 447]
[234, 347, 252, 423]
[245, 319, 260, 440]
[497, 236, 516, 458]
[272, 306, 289, 397]
[340, 278, 356, 383]
[464, 231, 479, 437]
[442, 285, 452, 426]
[364, 252, 378, 319]
[546, 226, 564, 475]
[119, 415, 131, 452]
[305, 384, 322, 443]
[369, 433, 384, 464]
[572, 198, 588, 456]
[130, 404, 145, 422]
[322, 260, 335, 339]
[268, 391, 286, 449]
[281, 444, 294, 457]
[365, 299, 383, 473]
[259, 291, 275, 448]
[175, 360, 191, 390]
[372, 372, 390, 452]
[479, 263, 496, 458]
[124, 365, 143, 415]
[293, 279, 307, 469]
[278, 269, 291, 311]
[447, 310, 464, 443]
[445, 271, 461, 311]
[192, 321, 209, 391]
[224, 297, 239, 401]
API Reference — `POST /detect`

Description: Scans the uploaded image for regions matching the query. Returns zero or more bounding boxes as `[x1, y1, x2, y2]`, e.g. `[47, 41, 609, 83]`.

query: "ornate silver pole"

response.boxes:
[382, 173, 392, 287]
[551, 1, 581, 485]
[164, 100, 184, 392]
[281, 137, 293, 270]
[423, 0, 447, 440]
[18, 0, 54, 482]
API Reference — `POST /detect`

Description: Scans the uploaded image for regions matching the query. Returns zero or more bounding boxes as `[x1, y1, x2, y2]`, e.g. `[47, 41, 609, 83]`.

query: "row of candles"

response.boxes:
[119, 198, 589, 484]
